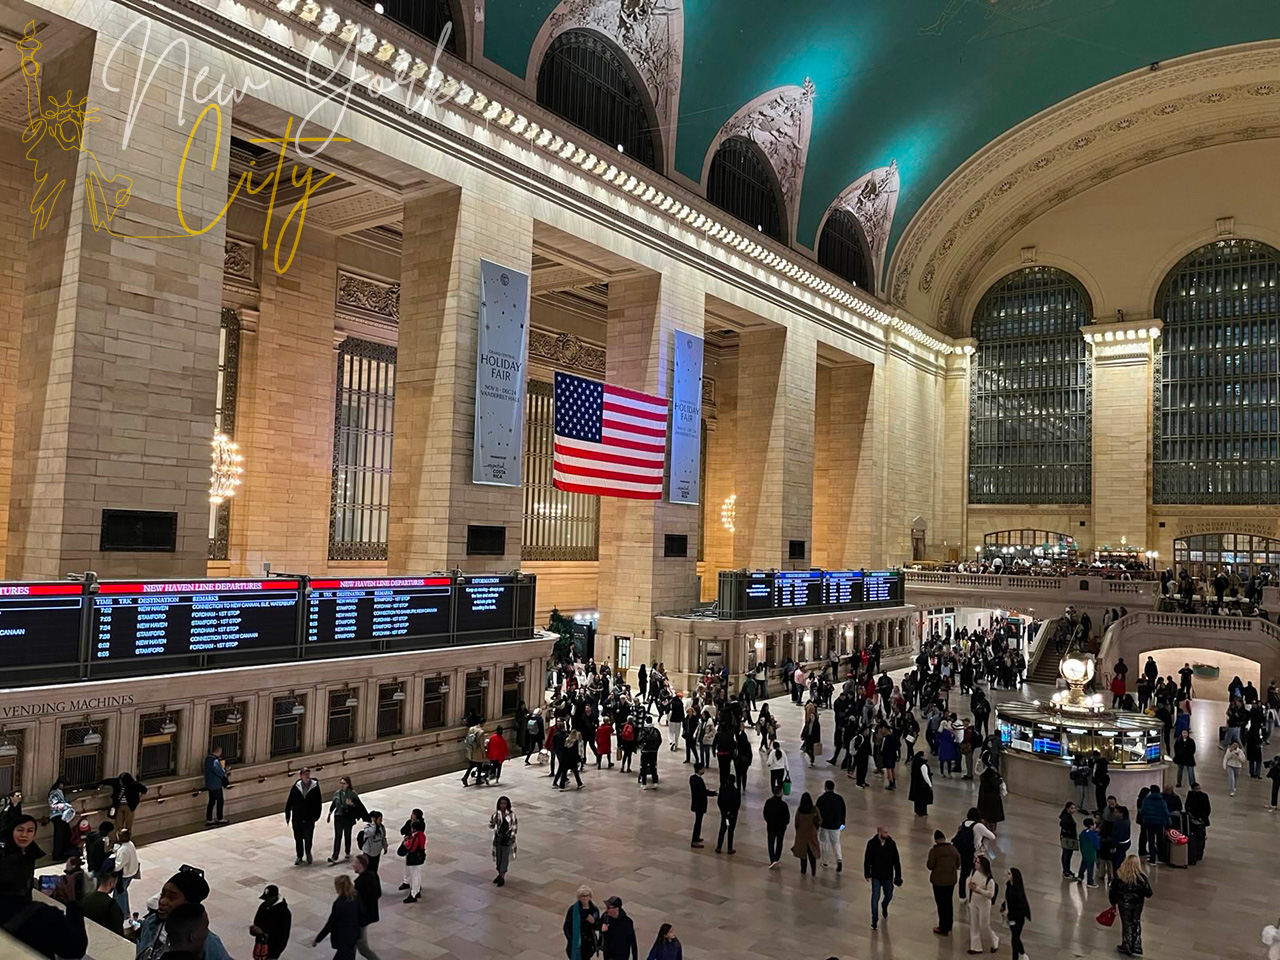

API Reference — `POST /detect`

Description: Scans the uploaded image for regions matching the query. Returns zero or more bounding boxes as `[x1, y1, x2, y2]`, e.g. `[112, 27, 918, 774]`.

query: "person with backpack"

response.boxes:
[461, 724, 489, 786]
[98, 772, 147, 836]
[599, 897, 638, 960]
[696, 712, 715, 770]
[326, 776, 365, 864]
[619, 716, 639, 773]
[1077, 817, 1100, 887]
[397, 820, 426, 903]
[954, 808, 995, 899]
[249, 884, 292, 960]
[358, 811, 387, 875]
[524, 709, 545, 765]
[638, 721, 662, 788]
[489, 796, 517, 886]
[84, 821, 114, 882]
[486, 727, 510, 784]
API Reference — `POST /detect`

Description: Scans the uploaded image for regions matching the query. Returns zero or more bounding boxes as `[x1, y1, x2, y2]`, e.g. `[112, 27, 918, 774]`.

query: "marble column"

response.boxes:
[733, 324, 817, 570]
[7, 26, 229, 577]
[813, 360, 876, 568]
[388, 187, 533, 572]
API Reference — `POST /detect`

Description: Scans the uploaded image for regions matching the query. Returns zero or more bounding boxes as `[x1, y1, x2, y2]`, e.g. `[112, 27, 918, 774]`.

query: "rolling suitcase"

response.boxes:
[1165, 816, 1189, 869]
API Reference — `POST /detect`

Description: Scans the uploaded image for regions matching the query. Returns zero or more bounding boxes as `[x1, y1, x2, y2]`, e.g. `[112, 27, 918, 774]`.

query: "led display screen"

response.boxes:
[306, 578, 452, 645]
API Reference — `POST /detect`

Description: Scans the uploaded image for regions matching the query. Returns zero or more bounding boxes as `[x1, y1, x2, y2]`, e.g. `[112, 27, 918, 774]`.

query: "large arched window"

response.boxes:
[969, 267, 1093, 503]
[817, 209, 872, 289]
[364, 0, 459, 52]
[1155, 239, 1280, 503]
[536, 30, 660, 173]
[706, 136, 784, 242]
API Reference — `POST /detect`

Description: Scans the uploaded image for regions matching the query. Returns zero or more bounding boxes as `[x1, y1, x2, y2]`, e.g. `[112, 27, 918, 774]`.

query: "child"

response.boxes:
[1077, 817, 1100, 887]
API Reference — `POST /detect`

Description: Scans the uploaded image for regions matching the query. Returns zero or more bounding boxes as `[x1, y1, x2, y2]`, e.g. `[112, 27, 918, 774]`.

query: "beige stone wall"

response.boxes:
[700, 347, 737, 600]
[0, 141, 30, 577]
[1091, 351, 1154, 551]
[880, 347, 945, 564]
[813, 361, 875, 569]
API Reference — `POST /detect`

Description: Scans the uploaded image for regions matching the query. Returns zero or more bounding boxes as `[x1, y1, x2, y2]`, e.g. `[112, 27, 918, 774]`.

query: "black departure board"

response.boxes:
[0, 582, 84, 667]
[455, 576, 515, 634]
[306, 577, 452, 644]
[740, 573, 775, 612]
[822, 570, 864, 607]
[863, 570, 903, 605]
[776, 571, 822, 609]
[91, 580, 301, 660]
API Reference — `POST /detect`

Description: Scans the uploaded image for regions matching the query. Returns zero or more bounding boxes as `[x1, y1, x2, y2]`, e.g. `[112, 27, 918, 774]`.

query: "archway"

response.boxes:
[1137, 646, 1260, 702]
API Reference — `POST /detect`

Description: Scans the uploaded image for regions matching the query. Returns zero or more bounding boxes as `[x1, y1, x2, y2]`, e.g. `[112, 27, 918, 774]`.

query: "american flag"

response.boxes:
[553, 371, 669, 500]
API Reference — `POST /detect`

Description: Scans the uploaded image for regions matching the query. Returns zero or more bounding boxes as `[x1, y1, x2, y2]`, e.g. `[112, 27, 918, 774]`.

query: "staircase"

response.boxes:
[1026, 620, 1063, 685]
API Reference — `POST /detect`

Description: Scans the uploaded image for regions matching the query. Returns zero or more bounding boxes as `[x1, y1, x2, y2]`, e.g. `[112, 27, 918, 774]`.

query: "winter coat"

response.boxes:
[791, 810, 821, 858]
[1173, 737, 1196, 766]
[926, 840, 961, 885]
[315, 895, 361, 956]
[1108, 873, 1153, 910]
[937, 727, 959, 764]
[285, 778, 322, 823]
[908, 756, 933, 806]
[977, 769, 1006, 823]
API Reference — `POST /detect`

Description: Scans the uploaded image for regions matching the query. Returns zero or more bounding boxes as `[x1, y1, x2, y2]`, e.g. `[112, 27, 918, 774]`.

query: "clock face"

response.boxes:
[1061, 656, 1095, 685]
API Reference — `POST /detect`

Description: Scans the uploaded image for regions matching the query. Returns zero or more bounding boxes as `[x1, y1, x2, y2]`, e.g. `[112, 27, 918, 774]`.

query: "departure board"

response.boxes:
[455, 575, 515, 634]
[0, 582, 84, 667]
[822, 570, 864, 607]
[863, 570, 902, 605]
[306, 577, 452, 645]
[91, 580, 301, 660]
[776, 571, 822, 609]
[740, 573, 775, 612]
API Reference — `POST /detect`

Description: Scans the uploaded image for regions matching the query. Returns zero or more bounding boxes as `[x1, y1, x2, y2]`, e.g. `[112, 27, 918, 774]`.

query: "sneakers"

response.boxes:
[216, 818, 231, 825]
[403, 894, 418, 904]
[294, 858, 304, 865]
[836, 860, 843, 873]
[399, 883, 410, 890]
[206, 820, 216, 827]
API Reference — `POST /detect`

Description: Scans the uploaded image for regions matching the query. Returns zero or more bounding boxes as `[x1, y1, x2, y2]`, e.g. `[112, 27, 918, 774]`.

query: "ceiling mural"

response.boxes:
[823, 162, 900, 294]
[482, 0, 1280, 262]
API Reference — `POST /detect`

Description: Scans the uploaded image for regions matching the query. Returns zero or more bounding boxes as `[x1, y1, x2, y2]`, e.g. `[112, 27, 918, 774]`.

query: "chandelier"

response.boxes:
[209, 432, 244, 504]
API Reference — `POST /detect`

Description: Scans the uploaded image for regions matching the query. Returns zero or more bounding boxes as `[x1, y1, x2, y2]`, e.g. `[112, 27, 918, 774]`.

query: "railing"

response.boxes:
[1097, 608, 1280, 670]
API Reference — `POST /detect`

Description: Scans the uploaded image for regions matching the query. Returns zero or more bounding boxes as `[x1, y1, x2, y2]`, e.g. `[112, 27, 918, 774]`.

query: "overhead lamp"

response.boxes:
[226, 708, 242, 724]
[83, 730, 102, 746]
[344, 694, 359, 707]
[291, 702, 306, 716]
[0, 742, 16, 758]
[478, 677, 490, 688]
[391, 690, 407, 702]
[438, 680, 450, 694]
[516, 671, 526, 683]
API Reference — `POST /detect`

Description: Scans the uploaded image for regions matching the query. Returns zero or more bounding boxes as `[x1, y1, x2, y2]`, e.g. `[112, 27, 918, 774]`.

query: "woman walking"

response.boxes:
[756, 704, 776, 753]
[801, 712, 822, 766]
[1223, 741, 1246, 796]
[489, 796, 517, 887]
[1109, 855, 1153, 955]
[1001, 867, 1031, 959]
[978, 765, 1007, 830]
[645, 923, 682, 960]
[398, 819, 426, 903]
[909, 751, 934, 817]
[1058, 801, 1078, 879]
[327, 776, 363, 863]
[313, 876, 361, 960]
[766, 741, 791, 793]
[733, 729, 752, 792]
[791, 791, 821, 876]
[965, 855, 1000, 954]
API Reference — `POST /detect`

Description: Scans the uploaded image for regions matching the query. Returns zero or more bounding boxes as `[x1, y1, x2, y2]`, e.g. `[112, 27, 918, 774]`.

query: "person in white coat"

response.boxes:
[965, 855, 1000, 954]
[766, 741, 791, 794]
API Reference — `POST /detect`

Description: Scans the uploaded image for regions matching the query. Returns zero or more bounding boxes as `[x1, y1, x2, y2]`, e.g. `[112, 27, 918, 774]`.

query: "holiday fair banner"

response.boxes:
[473, 259, 530, 486]
[669, 329, 704, 504]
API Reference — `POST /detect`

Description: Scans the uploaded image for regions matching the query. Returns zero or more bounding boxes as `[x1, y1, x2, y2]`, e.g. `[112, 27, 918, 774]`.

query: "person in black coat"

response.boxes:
[353, 855, 381, 959]
[313, 876, 361, 960]
[599, 897, 637, 960]
[563, 887, 601, 960]
[250, 884, 293, 960]
[763, 787, 791, 867]
[687, 764, 715, 847]
[863, 826, 903, 931]
[715, 776, 742, 855]
[283, 768, 322, 865]
[98, 773, 147, 835]
[0, 831, 88, 960]
[908, 752, 934, 817]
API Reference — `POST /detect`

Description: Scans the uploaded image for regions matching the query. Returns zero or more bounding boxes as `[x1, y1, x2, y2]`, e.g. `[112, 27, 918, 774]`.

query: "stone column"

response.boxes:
[1089, 322, 1159, 552]
[0, 141, 30, 576]
[937, 346, 973, 560]
[388, 187, 533, 572]
[8, 27, 229, 578]
[733, 324, 817, 569]
[700, 349, 737, 599]
[848, 360, 888, 568]
[596, 271, 705, 647]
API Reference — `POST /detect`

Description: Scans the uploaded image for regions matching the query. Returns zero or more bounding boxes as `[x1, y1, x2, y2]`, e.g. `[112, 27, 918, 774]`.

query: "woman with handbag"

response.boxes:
[766, 741, 791, 794]
[46, 777, 76, 860]
[965, 855, 999, 954]
[489, 796, 517, 887]
[326, 776, 362, 863]
[1059, 801, 1079, 878]
[1108, 855, 1153, 955]
[397, 820, 426, 903]
[1001, 867, 1031, 959]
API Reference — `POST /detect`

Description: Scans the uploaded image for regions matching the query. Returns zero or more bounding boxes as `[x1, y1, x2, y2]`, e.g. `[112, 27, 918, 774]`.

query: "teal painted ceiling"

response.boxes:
[484, 0, 1280, 266]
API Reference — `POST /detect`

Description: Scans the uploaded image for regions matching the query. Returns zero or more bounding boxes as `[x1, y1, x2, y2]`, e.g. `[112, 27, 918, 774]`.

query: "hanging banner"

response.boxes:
[473, 259, 530, 486]
[669, 329, 704, 504]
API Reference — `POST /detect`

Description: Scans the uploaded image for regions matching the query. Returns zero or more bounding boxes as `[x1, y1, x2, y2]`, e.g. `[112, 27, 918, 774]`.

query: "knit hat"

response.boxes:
[167, 869, 210, 904]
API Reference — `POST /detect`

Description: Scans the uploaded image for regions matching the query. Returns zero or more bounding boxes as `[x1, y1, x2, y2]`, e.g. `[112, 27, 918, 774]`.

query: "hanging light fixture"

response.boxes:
[344, 689, 359, 707]
[225, 705, 242, 724]
[390, 686, 406, 702]
[209, 432, 244, 504]
[159, 715, 178, 735]
[83, 728, 102, 746]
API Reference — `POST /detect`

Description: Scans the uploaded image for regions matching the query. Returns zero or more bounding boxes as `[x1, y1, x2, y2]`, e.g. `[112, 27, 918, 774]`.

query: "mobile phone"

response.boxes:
[38, 875, 60, 894]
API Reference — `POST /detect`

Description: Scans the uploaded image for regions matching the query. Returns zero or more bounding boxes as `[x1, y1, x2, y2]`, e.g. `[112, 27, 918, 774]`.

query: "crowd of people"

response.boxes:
[0, 637, 1274, 960]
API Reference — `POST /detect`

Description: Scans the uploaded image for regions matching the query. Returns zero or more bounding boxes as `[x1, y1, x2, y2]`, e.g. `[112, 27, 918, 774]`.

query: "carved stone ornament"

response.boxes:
[528, 328, 606, 375]
[543, 0, 683, 121]
[336, 269, 401, 323]
[714, 79, 816, 216]
[827, 162, 900, 292]
[224, 237, 256, 286]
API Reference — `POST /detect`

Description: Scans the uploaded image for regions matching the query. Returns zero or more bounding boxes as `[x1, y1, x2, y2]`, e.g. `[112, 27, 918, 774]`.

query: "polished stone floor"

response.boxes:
[129, 688, 1271, 960]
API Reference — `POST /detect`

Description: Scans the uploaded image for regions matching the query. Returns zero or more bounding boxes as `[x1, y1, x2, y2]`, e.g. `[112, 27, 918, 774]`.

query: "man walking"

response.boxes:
[715, 774, 741, 855]
[353, 854, 382, 960]
[926, 830, 960, 936]
[284, 767, 321, 865]
[688, 764, 715, 847]
[763, 787, 790, 868]
[815, 780, 846, 871]
[599, 897, 637, 960]
[863, 826, 902, 931]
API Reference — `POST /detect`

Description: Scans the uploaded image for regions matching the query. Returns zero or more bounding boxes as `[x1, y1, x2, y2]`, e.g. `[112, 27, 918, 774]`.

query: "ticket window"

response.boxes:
[765, 633, 778, 664]
[702, 641, 724, 673]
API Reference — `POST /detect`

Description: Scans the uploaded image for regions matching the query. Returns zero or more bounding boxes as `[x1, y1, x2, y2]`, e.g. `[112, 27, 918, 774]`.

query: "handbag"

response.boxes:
[1096, 905, 1117, 927]
[396, 841, 409, 858]
[782, 777, 791, 797]
[252, 937, 270, 960]
[1060, 837, 1079, 851]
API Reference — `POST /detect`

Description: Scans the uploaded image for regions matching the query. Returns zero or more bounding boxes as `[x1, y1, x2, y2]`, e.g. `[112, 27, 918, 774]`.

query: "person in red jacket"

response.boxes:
[486, 727, 510, 784]
[595, 719, 614, 770]
[1110, 674, 1127, 708]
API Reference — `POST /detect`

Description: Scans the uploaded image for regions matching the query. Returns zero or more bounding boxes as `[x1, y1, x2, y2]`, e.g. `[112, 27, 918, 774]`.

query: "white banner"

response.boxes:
[473, 259, 530, 486]
[669, 329, 704, 504]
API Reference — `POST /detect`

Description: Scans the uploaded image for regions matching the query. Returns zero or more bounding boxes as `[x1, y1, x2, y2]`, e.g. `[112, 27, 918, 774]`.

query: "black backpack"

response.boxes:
[952, 821, 976, 862]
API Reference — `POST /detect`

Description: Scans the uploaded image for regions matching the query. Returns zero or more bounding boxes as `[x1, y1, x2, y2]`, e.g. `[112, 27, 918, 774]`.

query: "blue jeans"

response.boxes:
[113, 875, 131, 916]
[870, 877, 894, 924]
[1077, 858, 1094, 884]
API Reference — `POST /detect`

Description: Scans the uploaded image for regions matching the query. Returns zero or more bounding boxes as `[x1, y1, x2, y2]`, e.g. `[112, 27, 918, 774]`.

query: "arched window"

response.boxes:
[536, 31, 660, 173]
[706, 136, 784, 242]
[1174, 532, 1280, 582]
[817, 209, 872, 289]
[969, 267, 1093, 504]
[1155, 239, 1280, 503]
[365, 0, 459, 52]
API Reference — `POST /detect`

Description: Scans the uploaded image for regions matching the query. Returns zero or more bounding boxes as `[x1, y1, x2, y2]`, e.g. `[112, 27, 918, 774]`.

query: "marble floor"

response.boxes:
[126, 688, 1273, 960]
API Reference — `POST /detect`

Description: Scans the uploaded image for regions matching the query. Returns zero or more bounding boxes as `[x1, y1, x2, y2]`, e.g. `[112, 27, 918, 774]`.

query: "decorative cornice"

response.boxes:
[528, 328, 606, 376]
[336, 269, 401, 323]
[224, 236, 258, 292]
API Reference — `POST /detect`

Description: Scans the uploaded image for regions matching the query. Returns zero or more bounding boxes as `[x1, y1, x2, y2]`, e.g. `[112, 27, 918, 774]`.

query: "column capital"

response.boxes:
[1082, 318, 1162, 364]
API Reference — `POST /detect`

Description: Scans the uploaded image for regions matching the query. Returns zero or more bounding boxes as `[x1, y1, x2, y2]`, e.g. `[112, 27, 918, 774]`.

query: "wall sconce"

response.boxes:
[515, 671, 526, 683]
[391, 688, 406, 702]
[478, 677, 490, 688]
[439, 681, 450, 694]
[721, 494, 737, 533]
[344, 690, 359, 708]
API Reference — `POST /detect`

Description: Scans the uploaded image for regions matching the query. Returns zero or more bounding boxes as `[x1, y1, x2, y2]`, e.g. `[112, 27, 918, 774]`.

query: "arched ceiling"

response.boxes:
[481, 0, 1280, 291]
